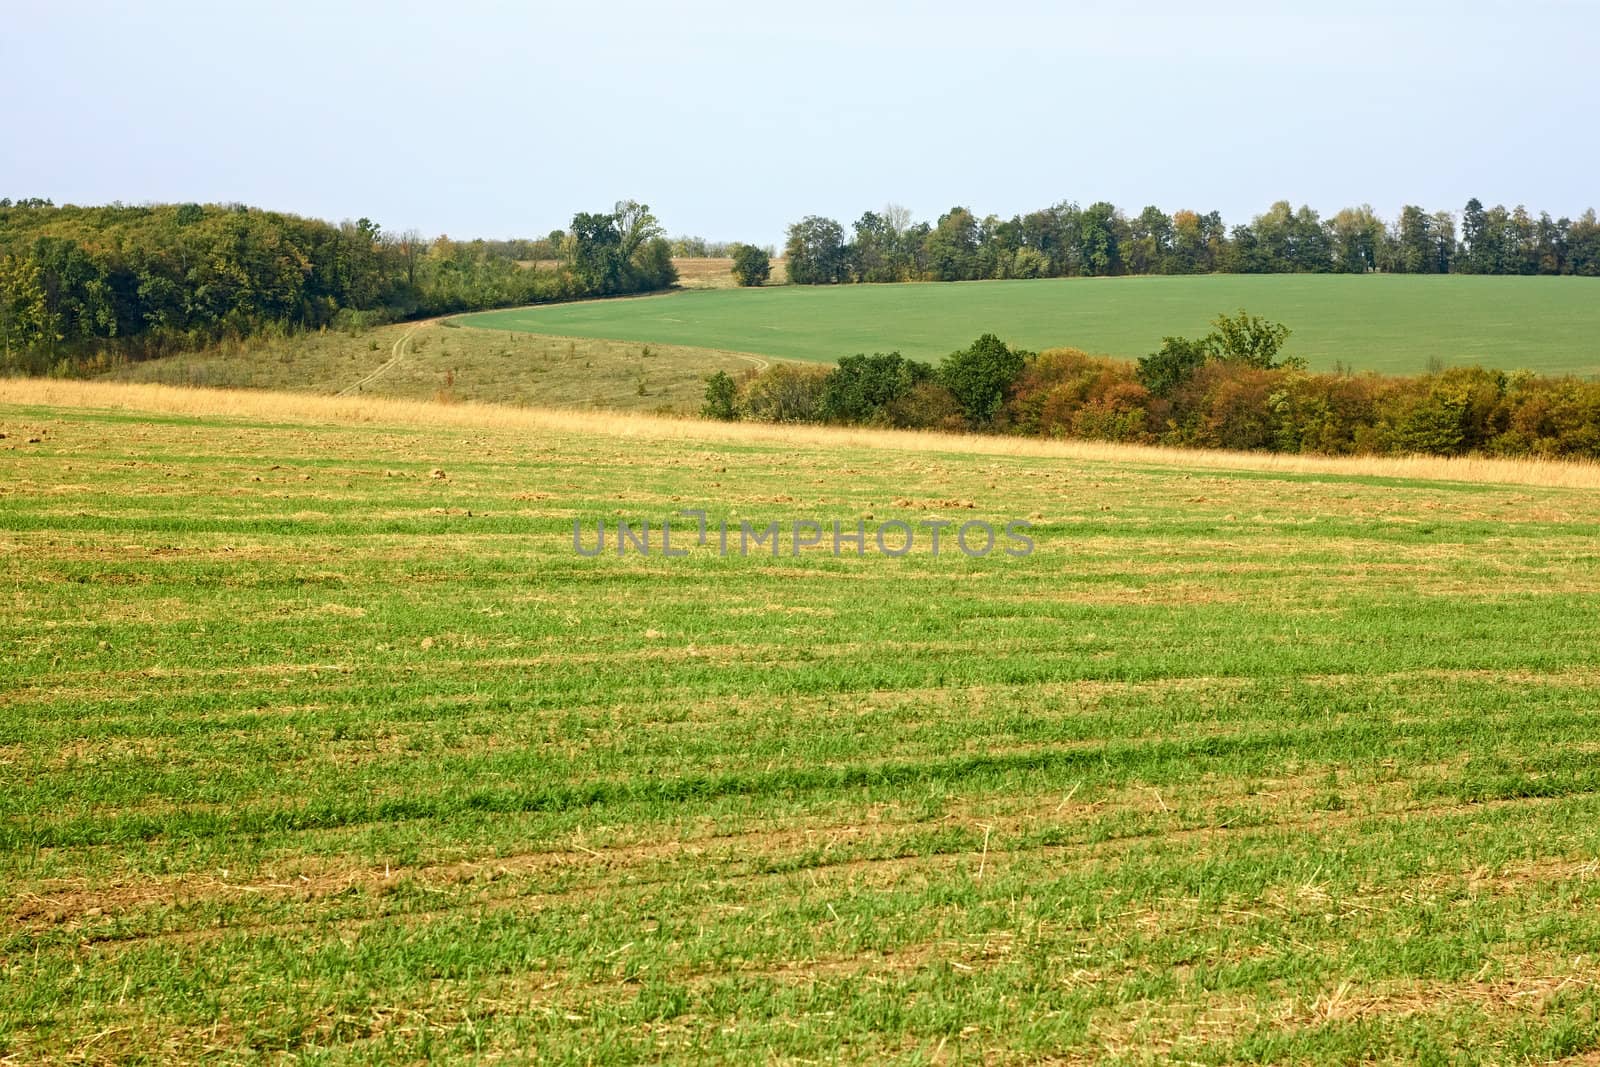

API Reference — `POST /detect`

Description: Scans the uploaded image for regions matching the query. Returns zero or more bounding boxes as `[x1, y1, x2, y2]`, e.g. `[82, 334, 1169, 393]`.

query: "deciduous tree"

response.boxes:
[729, 243, 771, 287]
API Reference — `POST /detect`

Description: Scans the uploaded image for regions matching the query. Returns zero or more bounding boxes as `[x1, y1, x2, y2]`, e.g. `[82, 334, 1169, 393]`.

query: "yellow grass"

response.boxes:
[516, 258, 789, 288]
[6, 377, 1600, 489]
[672, 256, 788, 289]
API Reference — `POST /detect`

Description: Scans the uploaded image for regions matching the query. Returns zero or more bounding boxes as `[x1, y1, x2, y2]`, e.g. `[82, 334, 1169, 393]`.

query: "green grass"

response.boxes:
[456, 274, 1600, 376]
[5, 392, 1600, 1063]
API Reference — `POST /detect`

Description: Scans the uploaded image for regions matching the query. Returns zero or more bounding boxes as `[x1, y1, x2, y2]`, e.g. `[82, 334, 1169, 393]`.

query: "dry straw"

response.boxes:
[7, 378, 1600, 490]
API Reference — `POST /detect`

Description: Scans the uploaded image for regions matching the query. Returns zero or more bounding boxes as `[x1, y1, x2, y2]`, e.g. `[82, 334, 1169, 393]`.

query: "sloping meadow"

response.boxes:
[4, 384, 1600, 1063]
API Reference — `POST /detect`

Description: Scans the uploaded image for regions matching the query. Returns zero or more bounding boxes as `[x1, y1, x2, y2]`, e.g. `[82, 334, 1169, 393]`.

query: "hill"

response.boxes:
[107, 320, 767, 413]
[456, 274, 1600, 376]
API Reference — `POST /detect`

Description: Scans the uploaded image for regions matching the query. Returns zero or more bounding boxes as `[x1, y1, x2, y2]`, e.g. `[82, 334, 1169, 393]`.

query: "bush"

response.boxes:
[738, 363, 831, 423]
[1192, 364, 1281, 450]
[1069, 380, 1152, 441]
[1208, 309, 1296, 368]
[820, 352, 933, 424]
[1012, 248, 1048, 279]
[939, 334, 1030, 430]
[1009, 348, 1151, 441]
[629, 237, 678, 291]
[881, 380, 965, 431]
[1136, 310, 1298, 400]
[702, 371, 738, 420]
[1136, 336, 1211, 398]
[1496, 375, 1600, 457]
[1272, 371, 1392, 455]
[1386, 366, 1506, 456]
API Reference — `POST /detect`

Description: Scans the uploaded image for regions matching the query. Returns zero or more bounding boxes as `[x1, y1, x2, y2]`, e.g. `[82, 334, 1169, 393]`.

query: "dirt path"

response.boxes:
[336, 319, 435, 397]
[336, 309, 773, 399]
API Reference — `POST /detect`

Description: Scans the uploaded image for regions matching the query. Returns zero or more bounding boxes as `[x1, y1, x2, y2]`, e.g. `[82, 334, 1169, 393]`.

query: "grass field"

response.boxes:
[6, 381, 1600, 1063]
[108, 321, 766, 414]
[455, 275, 1600, 377]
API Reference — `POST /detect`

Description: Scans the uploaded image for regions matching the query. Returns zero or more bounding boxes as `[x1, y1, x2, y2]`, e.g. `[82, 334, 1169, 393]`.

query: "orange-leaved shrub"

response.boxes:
[1007, 348, 1152, 442]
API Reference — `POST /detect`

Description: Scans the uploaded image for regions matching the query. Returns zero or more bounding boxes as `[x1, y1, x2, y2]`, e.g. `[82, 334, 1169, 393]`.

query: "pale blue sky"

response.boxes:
[4, 0, 1595, 246]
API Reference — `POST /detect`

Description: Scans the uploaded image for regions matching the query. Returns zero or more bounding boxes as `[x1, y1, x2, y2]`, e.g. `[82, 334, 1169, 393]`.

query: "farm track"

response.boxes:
[334, 318, 434, 396]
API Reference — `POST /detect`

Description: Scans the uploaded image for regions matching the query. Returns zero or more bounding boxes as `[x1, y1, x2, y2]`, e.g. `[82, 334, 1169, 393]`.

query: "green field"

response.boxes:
[6, 385, 1600, 1063]
[456, 275, 1600, 377]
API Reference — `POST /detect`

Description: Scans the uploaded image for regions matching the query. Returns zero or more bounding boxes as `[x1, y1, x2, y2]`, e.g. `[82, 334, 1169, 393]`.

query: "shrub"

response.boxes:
[1070, 380, 1152, 441]
[1496, 375, 1600, 457]
[1386, 366, 1506, 455]
[702, 371, 738, 420]
[1272, 372, 1393, 454]
[1137, 310, 1298, 401]
[1136, 336, 1211, 398]
[1012, 248, 1048, 279]
[1208, 309, 1296, 368]
[738, 363, 831, 423]
[1184, 362, 1283, 451]
[881, 380, 965, 431]
[820, 352, 933, 424]
[939, 334, 1030, 430]
[1009, 348, 1151, 441]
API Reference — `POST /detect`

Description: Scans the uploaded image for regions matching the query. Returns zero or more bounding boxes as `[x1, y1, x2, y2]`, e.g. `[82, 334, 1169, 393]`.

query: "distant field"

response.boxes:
[456, 275, 1600, 376]
[672, 256, 788, 289]
[6, 380, 1600, 1063]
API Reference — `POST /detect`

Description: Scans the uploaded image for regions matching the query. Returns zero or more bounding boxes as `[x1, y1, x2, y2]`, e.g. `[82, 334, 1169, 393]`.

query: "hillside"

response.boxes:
[107, 320, 767, 413]
[456, 274, 1600, 376]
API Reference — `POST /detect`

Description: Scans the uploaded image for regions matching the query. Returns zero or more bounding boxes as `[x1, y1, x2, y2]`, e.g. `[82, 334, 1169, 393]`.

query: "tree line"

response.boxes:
[705, 315, 1600, 460]
[0, 199, 676, 373]
[785, 199, 1600, 284]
